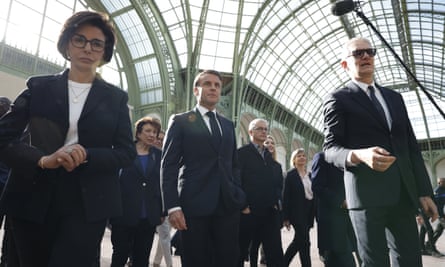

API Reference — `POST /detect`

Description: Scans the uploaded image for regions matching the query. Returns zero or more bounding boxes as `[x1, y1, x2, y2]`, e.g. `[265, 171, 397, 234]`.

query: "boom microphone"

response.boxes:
[331, 0, 360, 16]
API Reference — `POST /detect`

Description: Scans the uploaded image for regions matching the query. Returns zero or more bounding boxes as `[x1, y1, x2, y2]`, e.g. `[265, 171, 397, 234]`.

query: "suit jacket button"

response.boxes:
[142, 182, 147, 187]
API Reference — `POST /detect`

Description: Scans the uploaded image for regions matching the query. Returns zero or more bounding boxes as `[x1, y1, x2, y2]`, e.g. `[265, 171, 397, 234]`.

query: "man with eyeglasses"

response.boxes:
[322, 37, 438, 267]
[236, 118, 284, 267]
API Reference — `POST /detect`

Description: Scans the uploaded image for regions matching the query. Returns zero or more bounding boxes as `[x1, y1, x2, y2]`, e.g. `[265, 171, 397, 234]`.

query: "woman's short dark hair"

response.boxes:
[134, 116, 161, 141]
[57, 11, 116, 65]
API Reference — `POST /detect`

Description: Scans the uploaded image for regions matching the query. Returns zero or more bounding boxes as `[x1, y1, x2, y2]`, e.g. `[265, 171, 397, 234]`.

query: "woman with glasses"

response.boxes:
[0, 11, 135, 267]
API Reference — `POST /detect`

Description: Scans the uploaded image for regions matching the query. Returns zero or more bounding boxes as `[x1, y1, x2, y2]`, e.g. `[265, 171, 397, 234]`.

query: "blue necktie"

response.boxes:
[368, 86, 387, 123]
[206, 111, 221, 147]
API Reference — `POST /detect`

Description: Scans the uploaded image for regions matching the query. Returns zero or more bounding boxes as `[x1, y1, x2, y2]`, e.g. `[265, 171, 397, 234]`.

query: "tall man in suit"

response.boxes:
[161, 70, 246, 267]
[322, 37, 438, 267]
[237, 118, 284, 267]
[311, 151, 358, 267]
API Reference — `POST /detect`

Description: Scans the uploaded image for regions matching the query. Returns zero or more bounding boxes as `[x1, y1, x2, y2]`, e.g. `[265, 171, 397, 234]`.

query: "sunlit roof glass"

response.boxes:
[101, 0, 131, 13]
[0, 0, 124, 89]
[114, 10, 154, 59]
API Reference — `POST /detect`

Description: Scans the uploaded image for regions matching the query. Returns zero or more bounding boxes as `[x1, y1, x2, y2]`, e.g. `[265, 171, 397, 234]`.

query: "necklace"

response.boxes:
[69, 80, 91, 103]
[70, 88, 89, 103]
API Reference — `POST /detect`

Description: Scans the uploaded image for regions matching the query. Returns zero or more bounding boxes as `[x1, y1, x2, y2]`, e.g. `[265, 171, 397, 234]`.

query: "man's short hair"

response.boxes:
[248, 118, 268, 131]
[193, 70, 222, 87]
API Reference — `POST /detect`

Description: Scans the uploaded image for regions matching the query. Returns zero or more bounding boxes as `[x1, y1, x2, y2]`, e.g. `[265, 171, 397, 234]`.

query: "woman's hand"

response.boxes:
[38, 144, 87, 172]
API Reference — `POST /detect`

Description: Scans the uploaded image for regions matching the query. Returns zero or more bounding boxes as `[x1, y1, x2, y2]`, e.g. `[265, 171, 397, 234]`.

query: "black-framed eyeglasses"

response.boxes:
[71, 34, 106, 52]
[253, 127, 268, 132]
[348, 48, 377, 59]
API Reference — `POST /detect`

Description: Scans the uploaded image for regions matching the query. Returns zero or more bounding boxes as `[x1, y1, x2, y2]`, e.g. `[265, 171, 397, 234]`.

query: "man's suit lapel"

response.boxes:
[193, 107, 212, 136]
[194, 108, 222, 151]
[376, 84, 396, 130]
[347, 82, 389, 130]
[247, 142, 264, 161]
[216, 113, 229, 145]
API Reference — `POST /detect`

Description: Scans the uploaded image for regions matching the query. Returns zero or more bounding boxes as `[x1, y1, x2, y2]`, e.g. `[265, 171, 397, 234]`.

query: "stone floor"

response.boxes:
[98, 222, 445, 267]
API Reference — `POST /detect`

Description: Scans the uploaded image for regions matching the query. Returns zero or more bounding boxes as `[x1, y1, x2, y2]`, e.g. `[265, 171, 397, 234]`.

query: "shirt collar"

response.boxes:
[196, 105, 216, 117]
[352, 79, 376, 92]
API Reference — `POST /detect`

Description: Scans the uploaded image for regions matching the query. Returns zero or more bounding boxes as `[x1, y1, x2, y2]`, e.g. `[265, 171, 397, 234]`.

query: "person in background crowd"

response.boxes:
[264, 135, 277, 160]
[110, 117, 163, 267]
[0, 97, 11, 267]
[152, 129, 173, 267]
[161, 69, 246, 267]
[237, 119, 284, 267]
[249, 134, 279, 266]
[282, 148, 315, 267]
[0, 11, 135, 267]
[323, 36, 438, 267]
[311, 151, 359, 267]
[416, 210, 443, 257]
[432, 177, 445, 253]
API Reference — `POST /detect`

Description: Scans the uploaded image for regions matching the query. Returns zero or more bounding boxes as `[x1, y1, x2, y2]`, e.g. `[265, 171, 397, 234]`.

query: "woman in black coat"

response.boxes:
[110, 117, 164, 267]
[0, 11, 135, 267]
[282, 148, 315, 267]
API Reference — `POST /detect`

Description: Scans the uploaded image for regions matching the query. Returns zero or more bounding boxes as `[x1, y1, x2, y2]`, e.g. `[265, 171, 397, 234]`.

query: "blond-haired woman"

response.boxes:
[282, 148, 315, 267]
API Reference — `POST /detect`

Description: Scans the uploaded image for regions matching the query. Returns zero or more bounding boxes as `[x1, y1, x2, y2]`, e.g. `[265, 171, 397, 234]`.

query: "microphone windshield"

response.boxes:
[331, 0, 356, 16]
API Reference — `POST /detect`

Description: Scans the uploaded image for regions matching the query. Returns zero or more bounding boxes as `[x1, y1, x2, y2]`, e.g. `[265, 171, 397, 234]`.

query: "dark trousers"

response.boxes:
[284, 223, 311, 267]
[238, 209, 284, 267]
[249, 239, 266, 267]
[349, 201, 421, 267]
[110, 219, 156, 267]
[0, 215, 8, 265]
[320, 250, 356, 267]
[432, 221, 444, 245]
[182, 210, 240, 267]
[419, 211, 435, 250]
[8, 215, 106, 267]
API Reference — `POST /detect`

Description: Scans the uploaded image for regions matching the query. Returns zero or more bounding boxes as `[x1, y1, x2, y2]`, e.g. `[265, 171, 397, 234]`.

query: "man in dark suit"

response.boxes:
[237, 118, 284, 267]
[0, 97, 11, 267]
[161, 69, 246, 267]
[311, 152, 358, 267]
[322, 37, 438, 267]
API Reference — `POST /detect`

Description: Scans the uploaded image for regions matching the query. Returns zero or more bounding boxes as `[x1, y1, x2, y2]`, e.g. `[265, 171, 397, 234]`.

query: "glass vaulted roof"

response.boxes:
[0, 0, 444, 143]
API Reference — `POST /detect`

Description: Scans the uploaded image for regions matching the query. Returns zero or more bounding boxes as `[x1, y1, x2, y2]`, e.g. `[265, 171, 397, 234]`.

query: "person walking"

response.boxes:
[282, 148, 315, 267]
[161, 70, 246, 267]
[0, 11, 136, 267]
[311, 151, 359, 267]
[110, 117, 163, 267]
[237, 119, 284, 267]
[322, 37, 438, 267]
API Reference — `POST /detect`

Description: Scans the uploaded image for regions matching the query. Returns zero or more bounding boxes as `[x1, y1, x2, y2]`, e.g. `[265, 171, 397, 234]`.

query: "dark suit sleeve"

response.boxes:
[0, 89, 43, 168]
[311, 153, 344, 208]
[322, 93, 351, 169]
[398, 96, 433, 197]
[230, 125, 242, 188]
[161, 114, 184, 211]
[276, 163, 284, 206]
[282, 170, 292, 221]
